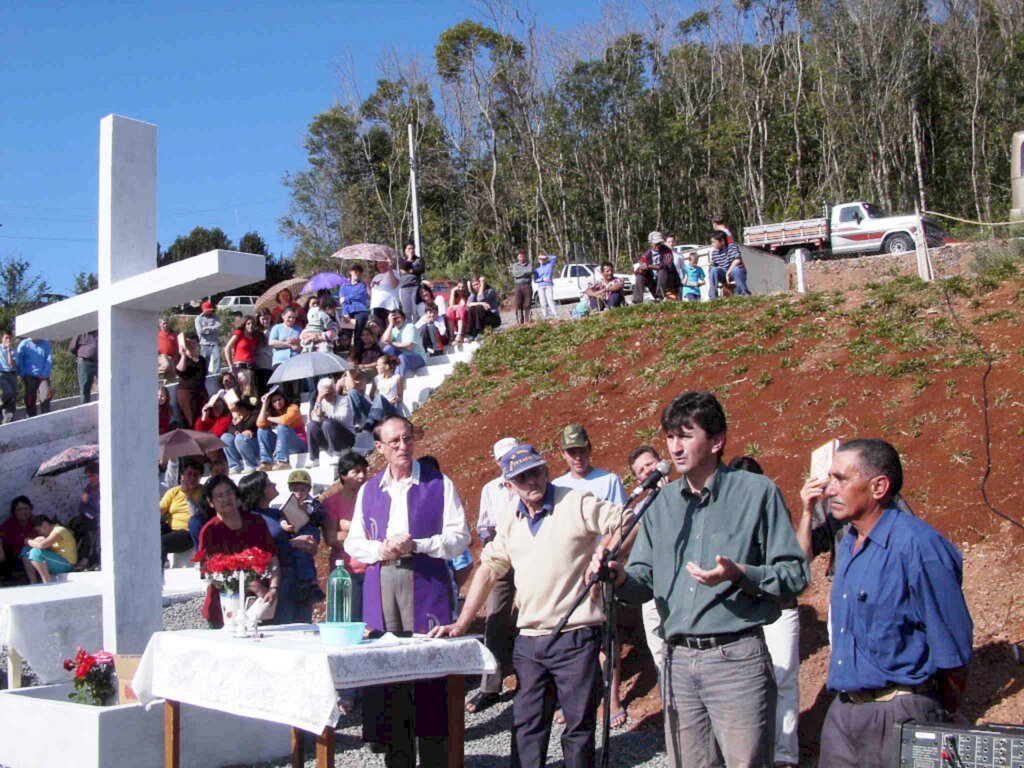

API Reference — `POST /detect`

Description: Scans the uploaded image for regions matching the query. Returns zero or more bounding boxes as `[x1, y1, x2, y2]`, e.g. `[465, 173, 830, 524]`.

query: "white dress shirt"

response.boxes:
[476, 475, 518, 532]
[344, 461, 470, 564]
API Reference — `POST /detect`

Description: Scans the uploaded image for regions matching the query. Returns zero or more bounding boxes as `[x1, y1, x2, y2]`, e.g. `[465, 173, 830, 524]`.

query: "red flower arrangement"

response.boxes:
[62, 647, 116, 706]
[192, 546, 274, 593]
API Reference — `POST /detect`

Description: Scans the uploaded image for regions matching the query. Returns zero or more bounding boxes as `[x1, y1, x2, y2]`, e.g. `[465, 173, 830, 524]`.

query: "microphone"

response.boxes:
[626, 460, 672, 503]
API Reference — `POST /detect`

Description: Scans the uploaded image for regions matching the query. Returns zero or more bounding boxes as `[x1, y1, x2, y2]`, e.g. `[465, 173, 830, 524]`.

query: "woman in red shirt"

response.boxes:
[193, 395, 232, 437]
[197, 475, 279, 628]
[224, 315, 262, 394]
[270, 289, 306, 326]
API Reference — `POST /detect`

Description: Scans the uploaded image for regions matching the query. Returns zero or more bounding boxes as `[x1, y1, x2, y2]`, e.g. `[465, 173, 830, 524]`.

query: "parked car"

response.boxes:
[216, 295, 260, 315]
[425, 280, 456, 304]
[743, 201, 945, 257]
[535, 263, 634, 304]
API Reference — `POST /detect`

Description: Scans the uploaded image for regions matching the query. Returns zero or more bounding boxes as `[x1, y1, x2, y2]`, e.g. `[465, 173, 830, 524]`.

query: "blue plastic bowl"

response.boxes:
[317, 621, 366, 647]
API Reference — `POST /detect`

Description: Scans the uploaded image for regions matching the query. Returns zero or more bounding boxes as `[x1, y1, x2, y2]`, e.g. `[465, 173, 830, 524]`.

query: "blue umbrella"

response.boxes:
[301, 272, 345, 295]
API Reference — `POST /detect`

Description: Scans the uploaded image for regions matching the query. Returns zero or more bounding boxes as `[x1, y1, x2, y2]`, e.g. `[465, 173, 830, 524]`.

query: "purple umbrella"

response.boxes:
[301, 272, 345, 295]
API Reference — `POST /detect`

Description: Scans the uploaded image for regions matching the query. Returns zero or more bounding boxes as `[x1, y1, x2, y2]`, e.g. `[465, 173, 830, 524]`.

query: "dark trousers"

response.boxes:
[363, 564, 449, 767]
[0, 372, 16, 424]
[306, 418, 354, 460]
[632, 273, 654, 304]
[513, 283, 532, 323]
[347, 311, 370, 353]
[161, 529, 193, 561]
[77, 358, 98, 404]
[511, 626, 602, 768]
[22, 375, 50, 417]
[419, 324, 446, 353]
[480, 568, 517, 694]
[819, 691, 945, 768]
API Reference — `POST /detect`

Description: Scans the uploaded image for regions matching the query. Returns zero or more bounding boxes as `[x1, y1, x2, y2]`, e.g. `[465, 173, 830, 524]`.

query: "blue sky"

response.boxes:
[1, 0, 612, 294]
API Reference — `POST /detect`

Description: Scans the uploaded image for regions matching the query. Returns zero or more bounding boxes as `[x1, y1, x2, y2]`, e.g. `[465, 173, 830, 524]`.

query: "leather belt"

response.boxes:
[667, 627, 761, 650]
[838, 680, 937, 705]
[380, 558, 414, 568]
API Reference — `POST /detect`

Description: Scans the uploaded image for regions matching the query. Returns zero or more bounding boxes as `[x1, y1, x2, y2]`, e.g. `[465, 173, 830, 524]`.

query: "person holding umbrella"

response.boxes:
[338, 264, 371, 353]
[369, 256, 400, 327]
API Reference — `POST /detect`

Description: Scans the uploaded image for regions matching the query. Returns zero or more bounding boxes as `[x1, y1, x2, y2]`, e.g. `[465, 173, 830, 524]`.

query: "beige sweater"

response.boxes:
[481, 485, 628, 636]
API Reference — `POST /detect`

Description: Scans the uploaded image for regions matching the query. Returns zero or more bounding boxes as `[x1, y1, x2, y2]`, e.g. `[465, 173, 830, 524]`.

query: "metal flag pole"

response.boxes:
[408, 123, 422, 259]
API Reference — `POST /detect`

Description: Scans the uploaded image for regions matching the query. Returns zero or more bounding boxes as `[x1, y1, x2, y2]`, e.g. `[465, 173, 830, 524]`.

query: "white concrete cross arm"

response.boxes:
[15, 249, 266, 339]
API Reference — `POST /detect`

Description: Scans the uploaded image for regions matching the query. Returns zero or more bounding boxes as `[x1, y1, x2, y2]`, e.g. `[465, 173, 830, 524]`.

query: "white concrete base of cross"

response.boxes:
[16, 115, 265, 654]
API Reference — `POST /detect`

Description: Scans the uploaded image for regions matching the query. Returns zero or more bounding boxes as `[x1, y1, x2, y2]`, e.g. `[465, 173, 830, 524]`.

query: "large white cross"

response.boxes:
[16, 115, 266, 653]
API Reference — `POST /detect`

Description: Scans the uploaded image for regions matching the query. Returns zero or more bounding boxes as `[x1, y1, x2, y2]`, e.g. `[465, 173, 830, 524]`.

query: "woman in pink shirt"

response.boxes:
[321, 452, 370, 617]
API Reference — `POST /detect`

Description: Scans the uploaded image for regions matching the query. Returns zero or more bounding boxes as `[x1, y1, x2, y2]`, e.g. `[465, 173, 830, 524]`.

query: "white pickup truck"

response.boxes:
[534, 262, 634, 303]
[743, 201, 945, 257]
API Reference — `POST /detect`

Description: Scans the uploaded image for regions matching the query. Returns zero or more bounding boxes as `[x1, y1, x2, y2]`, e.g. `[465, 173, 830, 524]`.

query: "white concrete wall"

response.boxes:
[0, 403, 98, 525]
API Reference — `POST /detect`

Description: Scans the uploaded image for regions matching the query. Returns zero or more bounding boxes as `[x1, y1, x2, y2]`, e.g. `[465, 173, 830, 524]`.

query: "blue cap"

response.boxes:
[500, 444, 546, 480]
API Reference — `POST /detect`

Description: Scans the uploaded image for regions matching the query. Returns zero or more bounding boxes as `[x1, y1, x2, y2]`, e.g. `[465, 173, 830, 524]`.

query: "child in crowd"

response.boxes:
[682, 252, 706, 302]
[373, 355, 407, 416]
[282, 470, 325, 604]
[415, 303, 448, 355]
[21, 515, 78, 583]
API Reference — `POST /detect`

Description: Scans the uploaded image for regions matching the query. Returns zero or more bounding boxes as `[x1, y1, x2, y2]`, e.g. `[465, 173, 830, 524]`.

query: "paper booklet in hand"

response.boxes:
[280, 492, 310, 530]
[809, 439, 839, 525]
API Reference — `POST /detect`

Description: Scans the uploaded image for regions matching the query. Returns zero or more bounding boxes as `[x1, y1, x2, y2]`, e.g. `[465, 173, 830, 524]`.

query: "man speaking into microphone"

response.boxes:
[599, 391, 809, 768]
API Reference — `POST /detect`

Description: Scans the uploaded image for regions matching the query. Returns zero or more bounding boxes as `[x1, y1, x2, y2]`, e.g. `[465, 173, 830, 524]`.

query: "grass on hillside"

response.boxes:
[426, 241, 1024, 413]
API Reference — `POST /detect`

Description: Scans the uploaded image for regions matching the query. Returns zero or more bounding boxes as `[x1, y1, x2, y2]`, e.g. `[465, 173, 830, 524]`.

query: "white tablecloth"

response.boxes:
[132, 625, 498, 733]
[0, 569, 205, 684]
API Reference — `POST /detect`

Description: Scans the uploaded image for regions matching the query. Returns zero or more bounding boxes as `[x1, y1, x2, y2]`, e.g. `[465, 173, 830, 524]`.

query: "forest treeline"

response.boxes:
[280, 0, 1024, 278]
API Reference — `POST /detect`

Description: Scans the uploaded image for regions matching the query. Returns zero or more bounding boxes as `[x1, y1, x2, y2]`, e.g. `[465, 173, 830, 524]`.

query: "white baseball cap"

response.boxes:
[492, 437, 519, 463]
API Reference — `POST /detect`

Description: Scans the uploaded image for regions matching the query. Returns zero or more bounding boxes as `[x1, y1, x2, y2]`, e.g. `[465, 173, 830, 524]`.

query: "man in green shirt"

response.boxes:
[602, 391, 809, 768]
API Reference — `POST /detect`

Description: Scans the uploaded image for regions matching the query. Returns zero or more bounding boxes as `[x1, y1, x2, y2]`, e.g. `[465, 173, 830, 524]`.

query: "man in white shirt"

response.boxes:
[467, 437, 520, 713]
[344, 415, 470, 767]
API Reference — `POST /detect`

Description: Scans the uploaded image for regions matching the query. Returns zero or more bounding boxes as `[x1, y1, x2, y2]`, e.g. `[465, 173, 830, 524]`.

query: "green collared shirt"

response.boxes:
[618, 465, 809, 638]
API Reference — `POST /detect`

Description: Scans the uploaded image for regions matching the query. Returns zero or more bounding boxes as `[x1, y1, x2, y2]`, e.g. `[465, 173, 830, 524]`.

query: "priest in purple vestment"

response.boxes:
[344, 415, 471, 768]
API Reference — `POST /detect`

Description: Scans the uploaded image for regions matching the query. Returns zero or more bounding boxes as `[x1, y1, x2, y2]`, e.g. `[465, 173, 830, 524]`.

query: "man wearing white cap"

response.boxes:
[466, 436, 520, 713]
[634, 231, 667, 304]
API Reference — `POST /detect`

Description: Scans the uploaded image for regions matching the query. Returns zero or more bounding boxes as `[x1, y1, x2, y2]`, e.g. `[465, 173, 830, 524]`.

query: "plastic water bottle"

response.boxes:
[326, 560, 352, 623]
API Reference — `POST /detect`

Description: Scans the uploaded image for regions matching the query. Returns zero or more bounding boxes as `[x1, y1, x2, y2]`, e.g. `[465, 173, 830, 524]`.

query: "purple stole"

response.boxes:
[361, 463, 452, 633]
[360, 463, 451, 739]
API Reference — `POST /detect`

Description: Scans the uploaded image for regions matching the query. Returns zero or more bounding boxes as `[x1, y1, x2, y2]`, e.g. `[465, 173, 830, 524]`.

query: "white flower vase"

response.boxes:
[220, 591, 241, 632]
[233, 569, 250, 637]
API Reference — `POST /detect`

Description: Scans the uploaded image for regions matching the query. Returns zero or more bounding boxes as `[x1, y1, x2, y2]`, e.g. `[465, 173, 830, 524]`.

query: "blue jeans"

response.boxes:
[257, 424, 305, 464]
[77, 358, 97, 404]
[381, 345, 425, 379]
[200, 342, 221, 375]
[709, 265, 751, 297]
[662, 632, 775, 768]
[349, 389, 399, 428]
[221, 433, 260, 472]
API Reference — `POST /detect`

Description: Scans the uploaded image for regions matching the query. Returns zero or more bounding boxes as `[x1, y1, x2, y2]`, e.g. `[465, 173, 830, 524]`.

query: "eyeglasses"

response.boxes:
[211, 491, 236, 502]
[381, 435, 414, 448]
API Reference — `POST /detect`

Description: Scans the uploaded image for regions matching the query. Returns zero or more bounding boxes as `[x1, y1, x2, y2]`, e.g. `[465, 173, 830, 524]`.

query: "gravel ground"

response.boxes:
[243, 685, 669, 768]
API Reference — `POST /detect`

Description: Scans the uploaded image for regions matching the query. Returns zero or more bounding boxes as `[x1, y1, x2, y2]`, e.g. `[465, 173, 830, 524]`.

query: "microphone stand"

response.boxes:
[550, 483, 664, 768]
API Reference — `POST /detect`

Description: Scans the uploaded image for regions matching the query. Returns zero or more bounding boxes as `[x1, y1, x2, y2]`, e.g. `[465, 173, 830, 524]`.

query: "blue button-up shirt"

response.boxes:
[515, 484, 555, 536]
[828, 507, 972, 692]
[16, 338, 52, 378]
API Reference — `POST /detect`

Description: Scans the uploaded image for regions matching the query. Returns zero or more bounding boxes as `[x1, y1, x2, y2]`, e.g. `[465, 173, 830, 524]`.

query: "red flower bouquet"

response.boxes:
[192, 546, 274, 594]
[62, 647, 116, 706]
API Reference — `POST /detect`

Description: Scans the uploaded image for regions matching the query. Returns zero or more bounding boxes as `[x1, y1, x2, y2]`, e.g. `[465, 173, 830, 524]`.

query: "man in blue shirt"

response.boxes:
[16, 336, 52, 417]
[533, 253, 558, 320]
[818, 439, 972, 768]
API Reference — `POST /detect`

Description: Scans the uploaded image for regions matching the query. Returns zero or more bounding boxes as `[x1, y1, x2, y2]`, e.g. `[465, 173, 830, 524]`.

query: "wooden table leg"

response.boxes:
[291, 727, 304, 768]
[164, 699, 180, 768]
[446, 675, 466, 768]
[6, 646, 23, 688]
[316, 726, 334, 768]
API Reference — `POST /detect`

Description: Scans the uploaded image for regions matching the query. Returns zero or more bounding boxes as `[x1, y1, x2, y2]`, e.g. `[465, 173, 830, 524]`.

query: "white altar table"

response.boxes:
[132, 625, 497, 768]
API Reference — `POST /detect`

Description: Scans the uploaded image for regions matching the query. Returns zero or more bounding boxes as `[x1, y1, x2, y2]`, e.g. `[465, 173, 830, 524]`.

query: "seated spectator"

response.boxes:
[415, 303, 448, 356]
[418, 283, 447, 317]
[467, 275, 502, 337]
[380, 308, 426, 379]
[160, 460, 204, 560]
[658, 235, 682, 300]
[175, 332, 208, 427]
[348, 355, 405, 430]
[237, 471, 320, 624]
[157, 385, 177, 434]
[446, 286, 470, 344]
[78, 461, 100, 524]
[584, 262, 625, 311]
[196, 474, 279, 628]
[681, 251, 706, 302]
[218, 371, 244, 401]
[301, 297, 338, 353]
[221, 396, 260, 474]
[0, 496, 35, 584]
[709, 230, 749, 298]
[20, 514, 77, 583]
[270, 288, 306, 325]
[373, 355, 407, 416]
[570, 296, 591, 319]
[307, 377, 356, 468]
[194, 393, 232, 436]
[256, 390, 307, 471]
